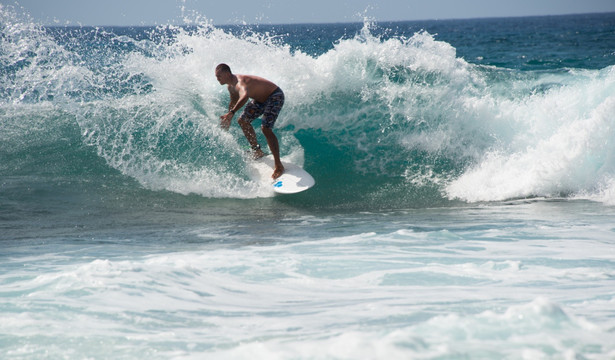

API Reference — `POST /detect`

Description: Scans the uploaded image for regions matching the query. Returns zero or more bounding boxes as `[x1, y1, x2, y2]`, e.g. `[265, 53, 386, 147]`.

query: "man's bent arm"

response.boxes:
[228, 89, 239, 112]
[230, 87, 249, 114]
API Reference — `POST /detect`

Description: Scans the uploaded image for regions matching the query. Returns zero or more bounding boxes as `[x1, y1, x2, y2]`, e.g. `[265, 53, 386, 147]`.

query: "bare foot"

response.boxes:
[272, 165, 284, 179]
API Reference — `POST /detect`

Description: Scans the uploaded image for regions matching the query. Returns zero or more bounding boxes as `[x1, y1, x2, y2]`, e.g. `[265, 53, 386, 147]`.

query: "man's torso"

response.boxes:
[233, 74, 279, 103]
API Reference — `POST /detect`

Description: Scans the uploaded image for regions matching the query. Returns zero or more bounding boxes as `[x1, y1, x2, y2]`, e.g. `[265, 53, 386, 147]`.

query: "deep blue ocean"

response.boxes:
[2, 4, 615, 358]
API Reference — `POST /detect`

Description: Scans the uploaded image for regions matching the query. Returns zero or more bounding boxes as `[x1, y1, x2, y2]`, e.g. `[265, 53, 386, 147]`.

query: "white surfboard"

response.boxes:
[248, 155, 315, 194]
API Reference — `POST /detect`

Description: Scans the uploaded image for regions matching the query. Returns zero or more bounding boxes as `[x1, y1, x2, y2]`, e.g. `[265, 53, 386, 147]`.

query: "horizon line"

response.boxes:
[40, 10, 615, 28]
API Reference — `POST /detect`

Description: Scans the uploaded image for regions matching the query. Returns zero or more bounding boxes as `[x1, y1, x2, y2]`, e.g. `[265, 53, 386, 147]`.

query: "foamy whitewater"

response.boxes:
[1, 4, 615, 359]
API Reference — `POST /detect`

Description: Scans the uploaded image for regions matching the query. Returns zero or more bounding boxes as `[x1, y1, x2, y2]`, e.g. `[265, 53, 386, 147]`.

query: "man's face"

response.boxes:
[215, 70, 229, 85]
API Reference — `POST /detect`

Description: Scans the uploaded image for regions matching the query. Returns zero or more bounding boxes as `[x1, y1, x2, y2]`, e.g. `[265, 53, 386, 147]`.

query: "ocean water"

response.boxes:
[1, 4, 615, 358]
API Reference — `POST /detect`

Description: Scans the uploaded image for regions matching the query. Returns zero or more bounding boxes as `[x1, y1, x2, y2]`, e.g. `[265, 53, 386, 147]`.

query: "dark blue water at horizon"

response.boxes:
[44, 12, 615, 70]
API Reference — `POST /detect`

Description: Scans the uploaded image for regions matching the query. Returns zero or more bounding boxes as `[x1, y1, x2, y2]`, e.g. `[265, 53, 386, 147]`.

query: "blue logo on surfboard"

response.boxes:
[273, 181, 283, 188]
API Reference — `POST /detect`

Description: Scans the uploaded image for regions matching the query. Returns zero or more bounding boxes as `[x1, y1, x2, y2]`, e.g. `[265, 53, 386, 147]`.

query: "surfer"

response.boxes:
[215, 63, 285, 179]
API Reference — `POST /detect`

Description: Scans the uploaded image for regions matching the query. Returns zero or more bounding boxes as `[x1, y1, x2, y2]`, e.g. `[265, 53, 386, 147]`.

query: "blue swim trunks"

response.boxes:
[239, 87, 285, 129]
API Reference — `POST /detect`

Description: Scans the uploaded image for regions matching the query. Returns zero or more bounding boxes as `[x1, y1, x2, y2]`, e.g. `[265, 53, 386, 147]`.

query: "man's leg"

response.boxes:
[262, 126, 284, 179]
[238, 118, 265, 158]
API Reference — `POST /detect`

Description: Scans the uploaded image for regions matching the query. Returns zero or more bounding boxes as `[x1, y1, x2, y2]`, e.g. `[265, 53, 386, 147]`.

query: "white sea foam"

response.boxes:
[446, 67, 615, 203]
[4, 213, 614, 358]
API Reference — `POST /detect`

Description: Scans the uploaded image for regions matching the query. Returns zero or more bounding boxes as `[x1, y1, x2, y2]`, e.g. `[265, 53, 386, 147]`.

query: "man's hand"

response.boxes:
[220, 112, 233, 130]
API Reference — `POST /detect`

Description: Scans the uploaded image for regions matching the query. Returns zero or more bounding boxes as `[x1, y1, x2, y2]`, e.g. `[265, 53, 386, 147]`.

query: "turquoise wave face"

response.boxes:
[2, 7, 615, 208]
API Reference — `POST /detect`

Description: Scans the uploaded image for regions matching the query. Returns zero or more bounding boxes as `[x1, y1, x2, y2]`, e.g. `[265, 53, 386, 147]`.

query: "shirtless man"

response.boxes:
[215, 63, 285, 179]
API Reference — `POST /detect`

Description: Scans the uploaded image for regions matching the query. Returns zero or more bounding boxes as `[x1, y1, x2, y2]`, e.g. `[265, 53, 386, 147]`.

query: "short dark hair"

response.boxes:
[216, 63, 232, 73]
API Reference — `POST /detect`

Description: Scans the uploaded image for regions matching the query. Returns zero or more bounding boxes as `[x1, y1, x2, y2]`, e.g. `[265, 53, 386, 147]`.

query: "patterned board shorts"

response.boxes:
[239, 87, 285, 129]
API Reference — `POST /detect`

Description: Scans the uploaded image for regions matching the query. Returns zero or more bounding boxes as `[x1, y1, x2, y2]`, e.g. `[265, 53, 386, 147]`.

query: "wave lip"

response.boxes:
[446, 68, 615, 204]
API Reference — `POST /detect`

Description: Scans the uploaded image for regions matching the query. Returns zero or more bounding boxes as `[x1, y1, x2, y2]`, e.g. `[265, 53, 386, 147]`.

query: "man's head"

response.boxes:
[215, 63, 232, 85]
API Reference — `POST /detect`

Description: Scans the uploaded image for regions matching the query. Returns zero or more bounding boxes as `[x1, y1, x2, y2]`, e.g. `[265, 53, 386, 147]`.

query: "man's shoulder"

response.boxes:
[238, 74, 258, 84]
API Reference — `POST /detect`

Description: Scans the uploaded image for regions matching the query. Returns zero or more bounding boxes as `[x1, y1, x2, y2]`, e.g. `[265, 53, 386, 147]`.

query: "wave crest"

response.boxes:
[2, 6, 614, 206]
